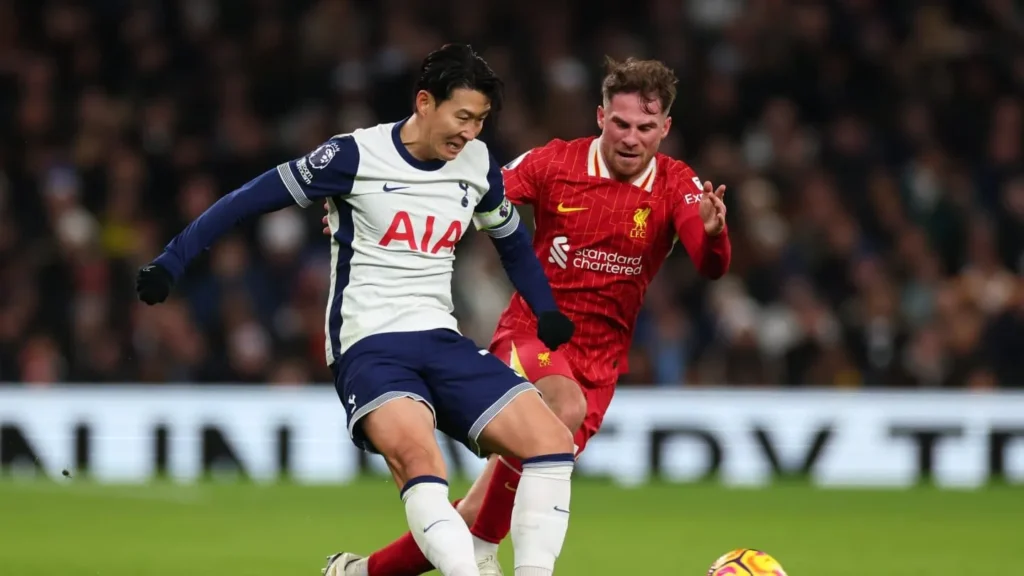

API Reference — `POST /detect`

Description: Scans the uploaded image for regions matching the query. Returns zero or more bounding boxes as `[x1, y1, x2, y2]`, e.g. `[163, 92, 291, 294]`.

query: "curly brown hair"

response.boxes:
[600, 56, 678, 115]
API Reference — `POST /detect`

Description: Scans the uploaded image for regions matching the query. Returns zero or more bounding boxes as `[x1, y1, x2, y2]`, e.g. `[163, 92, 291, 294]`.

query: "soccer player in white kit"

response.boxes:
[136, 44, 577, 576]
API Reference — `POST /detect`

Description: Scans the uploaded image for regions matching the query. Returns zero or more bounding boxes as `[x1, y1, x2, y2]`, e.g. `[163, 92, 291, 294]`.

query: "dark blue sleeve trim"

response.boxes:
[473, 154, 518, 236]
[476, 154, 506, 213]
[489, 221, 557, 315]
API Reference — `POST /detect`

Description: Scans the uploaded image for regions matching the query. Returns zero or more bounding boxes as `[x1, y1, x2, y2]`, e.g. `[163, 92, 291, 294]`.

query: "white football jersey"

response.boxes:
[275, 119, 520, 363]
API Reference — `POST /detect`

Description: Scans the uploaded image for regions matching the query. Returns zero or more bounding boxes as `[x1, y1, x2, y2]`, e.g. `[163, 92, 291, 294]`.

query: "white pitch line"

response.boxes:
[0, 481, 205, 504]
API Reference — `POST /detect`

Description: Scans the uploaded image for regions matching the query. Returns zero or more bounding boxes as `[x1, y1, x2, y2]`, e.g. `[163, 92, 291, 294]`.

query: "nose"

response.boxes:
[460, 125, 480, 142]
[620, 129, 639, 148]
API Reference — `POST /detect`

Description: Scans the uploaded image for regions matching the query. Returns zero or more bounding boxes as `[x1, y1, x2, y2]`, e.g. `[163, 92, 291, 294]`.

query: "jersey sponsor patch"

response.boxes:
[309, 141, 341, 170]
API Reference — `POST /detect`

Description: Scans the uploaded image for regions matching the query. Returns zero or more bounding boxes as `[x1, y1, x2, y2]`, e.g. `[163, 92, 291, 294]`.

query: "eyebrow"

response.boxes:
[612, 115, 658, 129]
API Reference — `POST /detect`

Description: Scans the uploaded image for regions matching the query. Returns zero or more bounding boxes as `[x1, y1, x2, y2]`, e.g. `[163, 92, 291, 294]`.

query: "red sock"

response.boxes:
[367, 532, 430, 576]
[469, 457, 522, 544]
[366, 498, 464, 576]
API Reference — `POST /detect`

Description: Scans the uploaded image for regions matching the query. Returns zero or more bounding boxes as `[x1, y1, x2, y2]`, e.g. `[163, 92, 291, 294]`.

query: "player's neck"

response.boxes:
[400, 115, 438, 162]
[608, 169, 633, 183]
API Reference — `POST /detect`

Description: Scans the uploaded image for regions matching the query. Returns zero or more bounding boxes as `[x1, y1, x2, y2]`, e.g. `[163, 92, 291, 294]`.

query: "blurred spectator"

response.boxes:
[0, 0, 1021, 388]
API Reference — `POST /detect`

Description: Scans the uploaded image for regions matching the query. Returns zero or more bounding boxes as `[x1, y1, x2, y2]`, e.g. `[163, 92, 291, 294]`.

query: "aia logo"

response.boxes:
[379, 211, 463, 254]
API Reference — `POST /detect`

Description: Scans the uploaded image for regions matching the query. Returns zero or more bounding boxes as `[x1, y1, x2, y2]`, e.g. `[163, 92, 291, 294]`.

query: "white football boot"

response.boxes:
[476, 554, 504, 576]
[322, 553, 366, 576]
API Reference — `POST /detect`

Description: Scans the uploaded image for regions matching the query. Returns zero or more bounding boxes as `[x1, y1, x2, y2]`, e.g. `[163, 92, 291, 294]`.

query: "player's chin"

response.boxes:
[439, 141, 464, 159]
[613, 153, 643, 173]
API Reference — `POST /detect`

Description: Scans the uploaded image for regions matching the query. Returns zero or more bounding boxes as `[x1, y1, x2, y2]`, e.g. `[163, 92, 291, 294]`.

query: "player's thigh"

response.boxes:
[333, 334, 443, 484]
[572, 384, 617, 455]
[534, 375, 588, 432]
[491, 334, 587, 431]
[361, 398, 445, 486]
[421, 330, 571, 458]
[478, 387, 574, 459]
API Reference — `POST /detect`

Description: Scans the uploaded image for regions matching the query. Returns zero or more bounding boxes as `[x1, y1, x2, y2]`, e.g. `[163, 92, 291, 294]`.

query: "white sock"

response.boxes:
[473, 535, 500, 560]
[403, 477, 480, 576]
[510, 454, 574, 576]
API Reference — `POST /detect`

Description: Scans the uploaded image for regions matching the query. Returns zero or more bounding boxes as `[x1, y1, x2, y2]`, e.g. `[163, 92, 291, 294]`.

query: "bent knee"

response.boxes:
[383, 441, 446, 485]
[523, 408, 575, 456]
[536, 376, 587, 433]
[362, 402, 445, 484]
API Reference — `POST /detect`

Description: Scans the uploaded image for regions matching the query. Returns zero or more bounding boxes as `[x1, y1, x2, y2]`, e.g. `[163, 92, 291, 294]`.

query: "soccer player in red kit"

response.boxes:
[326, 57, 730, 576]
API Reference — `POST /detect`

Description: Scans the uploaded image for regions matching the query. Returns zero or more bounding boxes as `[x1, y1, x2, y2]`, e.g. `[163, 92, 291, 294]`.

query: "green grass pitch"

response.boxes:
[1, 477, 1020, 575]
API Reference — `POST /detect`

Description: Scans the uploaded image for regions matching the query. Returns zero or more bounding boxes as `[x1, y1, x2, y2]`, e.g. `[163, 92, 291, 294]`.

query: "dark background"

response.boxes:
[0, 0, 1021, 388]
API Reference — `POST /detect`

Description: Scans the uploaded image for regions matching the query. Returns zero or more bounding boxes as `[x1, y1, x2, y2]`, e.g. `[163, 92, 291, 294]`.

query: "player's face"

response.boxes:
[424, 88, 491, 161]
[597, 93, 672, 181]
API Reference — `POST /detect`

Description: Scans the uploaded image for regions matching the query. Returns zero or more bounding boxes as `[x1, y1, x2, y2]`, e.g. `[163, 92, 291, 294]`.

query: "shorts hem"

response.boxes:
[467, 381, 537, 456]
[348, 392, 436, 452]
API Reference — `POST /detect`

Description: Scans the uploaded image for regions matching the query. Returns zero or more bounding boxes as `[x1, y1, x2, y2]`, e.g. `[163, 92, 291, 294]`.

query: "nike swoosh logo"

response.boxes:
[423, 519, 450, 533]
[383, 183, 410, 192]
[556, 203, 588, 213]
[553, 506, 570, 514]
[504, 482, 518, 493]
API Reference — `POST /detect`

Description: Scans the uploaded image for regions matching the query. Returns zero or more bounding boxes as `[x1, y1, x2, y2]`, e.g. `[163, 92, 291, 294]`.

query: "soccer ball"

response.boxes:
[707, 549, 787, 575]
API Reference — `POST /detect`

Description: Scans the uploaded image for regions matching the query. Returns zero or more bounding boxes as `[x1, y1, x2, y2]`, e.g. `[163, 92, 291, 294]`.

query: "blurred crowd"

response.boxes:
[0, 0, 1022, 388]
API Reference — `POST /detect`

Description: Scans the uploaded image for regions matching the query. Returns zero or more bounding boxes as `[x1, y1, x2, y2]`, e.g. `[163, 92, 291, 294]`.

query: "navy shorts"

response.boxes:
[331, 328, 537, 456]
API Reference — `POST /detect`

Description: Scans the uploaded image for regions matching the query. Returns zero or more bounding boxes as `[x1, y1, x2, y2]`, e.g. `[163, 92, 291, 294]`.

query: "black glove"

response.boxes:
[136, 263, 174, 305]
[537, 310, 575, 351]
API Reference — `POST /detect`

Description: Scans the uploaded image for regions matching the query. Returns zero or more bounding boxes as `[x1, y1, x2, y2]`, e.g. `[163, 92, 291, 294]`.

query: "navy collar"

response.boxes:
[392, 117, 446, 172]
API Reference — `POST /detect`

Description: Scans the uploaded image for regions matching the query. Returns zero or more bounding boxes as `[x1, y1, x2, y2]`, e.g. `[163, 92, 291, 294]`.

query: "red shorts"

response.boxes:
[489, 332, 615, 455]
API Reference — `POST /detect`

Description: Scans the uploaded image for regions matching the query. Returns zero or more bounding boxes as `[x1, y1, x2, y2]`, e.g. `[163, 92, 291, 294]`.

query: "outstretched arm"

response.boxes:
[138, 136, 359, 304]
[152, 170, 296, 280]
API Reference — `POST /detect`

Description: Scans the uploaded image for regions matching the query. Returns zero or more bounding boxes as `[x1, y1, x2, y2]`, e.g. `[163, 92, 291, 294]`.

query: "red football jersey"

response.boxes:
[492, 136, 732, 388]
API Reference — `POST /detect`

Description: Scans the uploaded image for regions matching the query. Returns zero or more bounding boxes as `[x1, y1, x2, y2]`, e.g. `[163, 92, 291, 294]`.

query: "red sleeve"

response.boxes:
[670, 168, 732, 279]
[501, 148, 543, 206]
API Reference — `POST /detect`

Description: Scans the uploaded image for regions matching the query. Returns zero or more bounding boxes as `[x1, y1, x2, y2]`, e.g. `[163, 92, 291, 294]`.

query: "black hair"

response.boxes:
[415, 44, 504, 113]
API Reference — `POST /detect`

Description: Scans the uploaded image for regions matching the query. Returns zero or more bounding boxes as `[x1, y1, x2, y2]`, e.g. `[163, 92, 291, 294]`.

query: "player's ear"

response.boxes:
[414, 90, 434, 116]
[596, 106, 605, 131]
[662, 115, 672, 138]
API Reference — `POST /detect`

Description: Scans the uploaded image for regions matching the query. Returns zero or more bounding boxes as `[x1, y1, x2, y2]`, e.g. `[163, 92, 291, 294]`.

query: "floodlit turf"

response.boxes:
[0, 477, 1020, 575]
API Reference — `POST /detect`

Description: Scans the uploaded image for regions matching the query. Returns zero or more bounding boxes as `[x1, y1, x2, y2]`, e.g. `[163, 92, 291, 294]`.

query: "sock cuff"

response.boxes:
[521, 453, 574, 468]
[400, 475, 448, 500]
